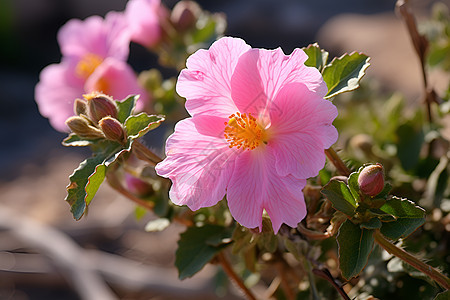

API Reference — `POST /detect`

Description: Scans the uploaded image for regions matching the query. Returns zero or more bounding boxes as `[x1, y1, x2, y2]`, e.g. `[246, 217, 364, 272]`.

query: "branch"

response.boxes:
[325, 147, 351, 177]
[374, 229, 450, 290]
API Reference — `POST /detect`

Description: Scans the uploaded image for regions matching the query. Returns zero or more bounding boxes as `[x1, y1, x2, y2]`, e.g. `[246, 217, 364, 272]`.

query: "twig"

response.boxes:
[132, 140, 163, 166]
[217, 252, 257, 300]
[274, 261, 296, 300]
[325, 147, 351, 177]
[374, 229, 450, 290]
[396, 0, 436, 123]
[312, 268, 351, 300]
[298, 224, 331, 240]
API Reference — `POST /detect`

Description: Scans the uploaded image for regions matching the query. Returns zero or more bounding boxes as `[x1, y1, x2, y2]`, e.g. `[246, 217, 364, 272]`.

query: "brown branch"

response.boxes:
[298, 224, 331, 240]
[325, 147, 351, 177]
[216, 252, 257, 300]
[374, 229, 450, 290]
[274, 261, 296, 300]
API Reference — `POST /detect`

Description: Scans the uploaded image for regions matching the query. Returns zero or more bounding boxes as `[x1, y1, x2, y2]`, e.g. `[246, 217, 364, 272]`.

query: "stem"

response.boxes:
[106, 173, 155, 211]
[298, 224, 331, 240]
[274, 261, 296, 300]
[374, 230, 450, 290]
[325, 147, 351, 177]
[132, 140, 163, 166]
[217, 252, 257, 300]
[312, 268, 350, 300]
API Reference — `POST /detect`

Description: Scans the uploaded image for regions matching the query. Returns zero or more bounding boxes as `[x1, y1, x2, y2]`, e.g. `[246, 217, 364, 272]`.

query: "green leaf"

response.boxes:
[322, 52, 370, 99]
[380, 218, 425, 240]
[337, 220, 375, 279]
[65, 154, 107, 220]
[321, 180, 357, 216]
[347, 171, 361, 201]
[176, 224, 233, 279]
[360, 218, 382, 230]
[62, 133, 99, 147]
[116, 95, 138, 123]
[396, 123, 424, 171]
[380, 197, 426, 218]
[434, 290, 450, 300]
[302, 43, 329, 71]
[124, 113, 165, 139]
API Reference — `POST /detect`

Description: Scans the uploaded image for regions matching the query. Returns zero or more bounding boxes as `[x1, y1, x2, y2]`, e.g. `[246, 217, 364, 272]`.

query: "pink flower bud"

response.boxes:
[358, 164, 385, 197]
[98, 117, 126, 144]
[65, 116, 104, 139]
[85, 93, 118, 124]
[170, 1, 201, 31]
[125, 173, 154, 197]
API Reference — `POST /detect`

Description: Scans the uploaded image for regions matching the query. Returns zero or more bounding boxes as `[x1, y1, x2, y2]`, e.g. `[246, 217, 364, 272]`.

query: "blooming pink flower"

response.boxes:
[156, 37, 338, 233]
[35, 12, 148, 132]
[125, 0, 165, 48]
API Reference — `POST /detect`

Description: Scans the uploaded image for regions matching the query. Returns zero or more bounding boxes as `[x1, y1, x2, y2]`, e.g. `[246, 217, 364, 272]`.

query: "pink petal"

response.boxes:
[227, 149, 307, 233]
[269, 83, 338, 178]
[35, 62, 84, 132]
[156, 117, 237, 210]
[125, 0, 162, 48]
[176, 37, 251, 117]
[58, 12, 129, 61]
[230, 47, 328, 118]
[85, 58, 149, 110]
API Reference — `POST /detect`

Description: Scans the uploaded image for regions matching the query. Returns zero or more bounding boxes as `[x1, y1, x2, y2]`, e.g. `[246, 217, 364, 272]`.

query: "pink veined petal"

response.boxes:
[230, 47, 328, 119]
[84, 58, 149, 110]
[58, 12, 130, 61]
[176, 37, 251, 118]
[155, 117, 237, 210]
[227, 149, 307, 233]
[125, 0, 162, 48]
[269, 83, 338, 178]
[35, 62, 84, 132]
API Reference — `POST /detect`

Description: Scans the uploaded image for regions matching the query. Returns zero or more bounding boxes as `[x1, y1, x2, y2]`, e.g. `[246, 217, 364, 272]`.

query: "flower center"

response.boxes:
[75, 53, 103, 79]
[224, 112, 267, 150]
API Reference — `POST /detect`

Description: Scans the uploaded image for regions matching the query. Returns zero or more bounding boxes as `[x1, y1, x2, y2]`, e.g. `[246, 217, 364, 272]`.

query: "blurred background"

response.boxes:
[0, 0, 447, 299]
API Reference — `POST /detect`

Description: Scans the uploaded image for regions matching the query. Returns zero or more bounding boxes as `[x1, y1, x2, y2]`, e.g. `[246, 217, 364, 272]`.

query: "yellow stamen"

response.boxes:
[224, 112, 267, 150]
[75, 53, 103, 79]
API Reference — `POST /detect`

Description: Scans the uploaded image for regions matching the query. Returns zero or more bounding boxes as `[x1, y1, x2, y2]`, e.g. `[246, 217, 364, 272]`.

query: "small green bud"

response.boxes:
[84, 93, 118, 124]
[358, 163, 385, 197]
[98, 116, 127, 144]
[65, 116, 104, 139]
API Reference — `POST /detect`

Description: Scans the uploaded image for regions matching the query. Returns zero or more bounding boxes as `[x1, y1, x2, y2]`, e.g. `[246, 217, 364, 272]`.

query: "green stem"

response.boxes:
[325, 147, 351, 176]
[374, 230, 450, 290]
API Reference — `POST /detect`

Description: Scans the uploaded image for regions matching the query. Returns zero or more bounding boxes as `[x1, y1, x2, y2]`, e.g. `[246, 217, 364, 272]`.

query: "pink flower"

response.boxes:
[156, 37, 338, 233]
[125, 0, 165, 48]
[35, 12, 148, 132]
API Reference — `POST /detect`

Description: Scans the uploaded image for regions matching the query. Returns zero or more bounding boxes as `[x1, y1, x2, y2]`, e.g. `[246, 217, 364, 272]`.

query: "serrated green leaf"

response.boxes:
[380, 218, 425, 240]
[380, 197, 426, 218]
[62, 133, 99, 147]
[360, 218, 382, 230]
[321, 180, 357, 216]
[65, 154, 107, 220]
[125, 113, 165, 139]
[116, 95, 138, 123]
[302, 43, 329, 71]
[337, 220, 375, 279]
[322, 52, 370, 99]
[176, 224, 232, 279]
[347, 171, 361, 201]
[434, 290, 450, 300]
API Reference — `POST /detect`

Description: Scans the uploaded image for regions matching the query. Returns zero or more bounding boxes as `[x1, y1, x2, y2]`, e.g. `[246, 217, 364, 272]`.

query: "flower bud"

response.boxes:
[170, 1, 201, 31]
[358, 163, 385, 197]
[74, 98, 88, 116]
[98, 116, 126, 144]
[66, 116, 104, 139]
[84, 93, 118, 124]
[125, 173, 154, 197]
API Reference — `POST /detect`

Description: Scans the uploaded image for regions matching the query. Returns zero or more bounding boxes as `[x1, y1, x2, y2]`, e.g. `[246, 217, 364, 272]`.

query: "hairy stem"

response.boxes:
[106, 173, 155, 211]
[325, 147, 351, 177]
[374, 230, 450, 290]
[132, 140, 163, 166]
[217, 252, 257, 300]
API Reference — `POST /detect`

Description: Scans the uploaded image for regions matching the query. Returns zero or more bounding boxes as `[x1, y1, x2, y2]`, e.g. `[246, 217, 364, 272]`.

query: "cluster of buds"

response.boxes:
[66, 92, 127, 144]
